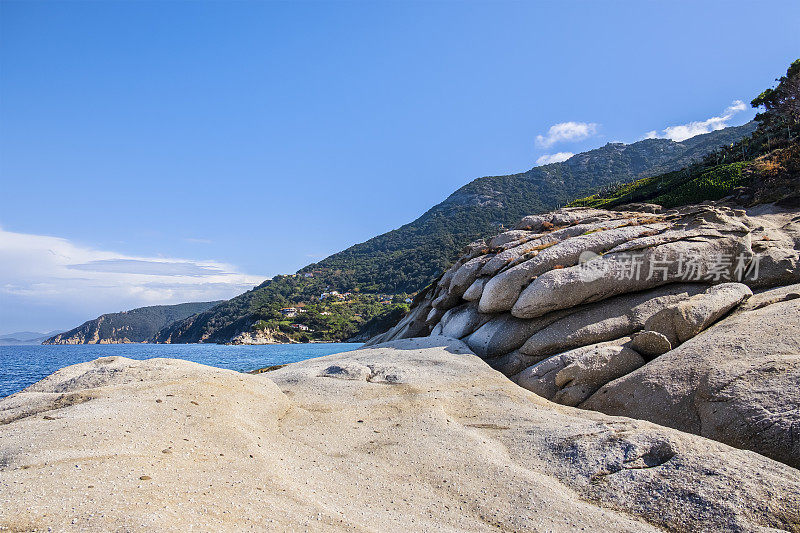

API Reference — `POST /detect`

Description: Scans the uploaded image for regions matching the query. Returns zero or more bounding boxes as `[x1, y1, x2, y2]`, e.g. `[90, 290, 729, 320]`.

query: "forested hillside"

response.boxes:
[570, 60, 799, 210]
[303, 122, 755, 294]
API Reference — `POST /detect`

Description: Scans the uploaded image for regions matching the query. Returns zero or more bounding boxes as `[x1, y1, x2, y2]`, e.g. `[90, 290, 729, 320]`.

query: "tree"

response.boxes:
[751, 59, 800, 125]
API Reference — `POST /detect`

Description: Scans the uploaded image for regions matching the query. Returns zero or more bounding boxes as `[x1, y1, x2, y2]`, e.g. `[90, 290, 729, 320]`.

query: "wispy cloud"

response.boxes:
[536, 122, 599, 148]
[536, 152, 574, 165]
[66, 259, 230, 277]
[645, 100, 748, 142]
[0, 226, 264, 311]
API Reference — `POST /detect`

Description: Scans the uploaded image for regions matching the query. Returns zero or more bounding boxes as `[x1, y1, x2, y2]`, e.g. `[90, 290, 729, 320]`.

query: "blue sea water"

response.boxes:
[0, 343, 362, 398]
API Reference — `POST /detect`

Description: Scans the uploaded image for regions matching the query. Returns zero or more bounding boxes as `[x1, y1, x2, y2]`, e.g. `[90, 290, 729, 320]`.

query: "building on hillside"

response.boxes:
[290, 323, 310, 331]
[280, 307, 298, 318]
[320, 291, 347, 300]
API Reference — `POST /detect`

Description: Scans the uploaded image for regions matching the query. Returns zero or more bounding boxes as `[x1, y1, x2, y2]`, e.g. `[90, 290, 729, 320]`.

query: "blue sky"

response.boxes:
[1, 1, 798, 333]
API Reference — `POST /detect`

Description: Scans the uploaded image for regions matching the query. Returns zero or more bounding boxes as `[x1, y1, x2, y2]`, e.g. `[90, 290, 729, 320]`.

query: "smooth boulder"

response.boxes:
[583, 286, 800, 468]
[517, 283, 708, 365]
[516, 338, 644, 407]
[642, 282, 752, 346]
[511, 235, 751, 319]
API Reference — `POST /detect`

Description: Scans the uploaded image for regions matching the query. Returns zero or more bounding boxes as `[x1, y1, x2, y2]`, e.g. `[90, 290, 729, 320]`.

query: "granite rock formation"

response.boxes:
[370, 202, 800, 467]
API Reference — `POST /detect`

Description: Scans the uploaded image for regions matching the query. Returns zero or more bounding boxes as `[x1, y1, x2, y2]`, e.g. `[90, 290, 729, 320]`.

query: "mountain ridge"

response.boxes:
[0, 331, 63, 346]
[43, 301, 222, 344]
[299, 123, 757, 293]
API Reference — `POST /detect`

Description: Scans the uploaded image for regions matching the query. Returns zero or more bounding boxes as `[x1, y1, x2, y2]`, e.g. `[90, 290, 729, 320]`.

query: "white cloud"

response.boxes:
[0, 226, 265, 315]
[536, 122, 599, 148]
[646, 100, 748, 142]
[726, 100, 747, 113]
[536, 152, 574, 165]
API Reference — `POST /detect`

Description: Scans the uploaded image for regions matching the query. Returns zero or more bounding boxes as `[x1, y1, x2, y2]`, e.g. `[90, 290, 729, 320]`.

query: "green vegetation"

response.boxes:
[249, 291, 409, 343]
[752, 59, 800, 127]
[153, 274, 411, 343]
[570, 59, 799, 210]
[655, 163, 748, 207]
[570, 162, 749, 209]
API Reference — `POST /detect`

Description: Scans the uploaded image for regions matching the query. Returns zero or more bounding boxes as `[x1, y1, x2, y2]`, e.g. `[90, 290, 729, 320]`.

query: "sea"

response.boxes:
[0, 342, 362, 398]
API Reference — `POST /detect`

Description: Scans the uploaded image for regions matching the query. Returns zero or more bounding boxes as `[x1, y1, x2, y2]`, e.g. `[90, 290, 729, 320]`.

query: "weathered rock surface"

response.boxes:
[641, 282, 752, 346]
[2, 339, 799, 531]
[228, 328, 297, 345]
[583, 285, 800, 468]
[462, 276, 488, 301]
[480, 215, 644, 279]
[430, 302, 490, 339]
[629, 330, 673, 357]
[745, 203, 800, 288]
[374, 203, 800, 468]
[510, 234, 751, 319]
[479, 222, 669, 314]
[464, 311, 569, 357]
[516, 337, 644, 407]
[518, 283, 708, 360]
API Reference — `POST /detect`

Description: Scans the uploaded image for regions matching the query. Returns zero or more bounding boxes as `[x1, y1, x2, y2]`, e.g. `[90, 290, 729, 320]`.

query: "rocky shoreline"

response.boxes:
[2, 338, 799, 531]
[226, 328, 299, 345]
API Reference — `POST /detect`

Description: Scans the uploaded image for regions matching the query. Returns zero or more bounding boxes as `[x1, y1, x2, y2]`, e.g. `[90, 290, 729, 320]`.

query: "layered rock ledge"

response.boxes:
[2, 339, 799, 531]
[370, 202, 800, 468]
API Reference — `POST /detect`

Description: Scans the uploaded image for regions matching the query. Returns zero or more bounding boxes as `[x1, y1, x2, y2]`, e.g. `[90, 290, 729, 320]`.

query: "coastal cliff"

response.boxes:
[227, 328, 297, 345]
[43, 301, 222, 345]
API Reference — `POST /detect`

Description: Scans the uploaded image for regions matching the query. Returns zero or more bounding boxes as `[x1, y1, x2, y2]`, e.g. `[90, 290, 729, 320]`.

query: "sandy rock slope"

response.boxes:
[2, 338, 800, 531]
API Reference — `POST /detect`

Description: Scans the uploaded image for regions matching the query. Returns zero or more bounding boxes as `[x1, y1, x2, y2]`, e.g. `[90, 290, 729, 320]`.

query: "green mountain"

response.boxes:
[569, 125, 799, 210]
[571, 61, 800, 210]
[43, 301, 222, 344]
[154, 122, 756, 344]
[304, 122, 756, 294]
